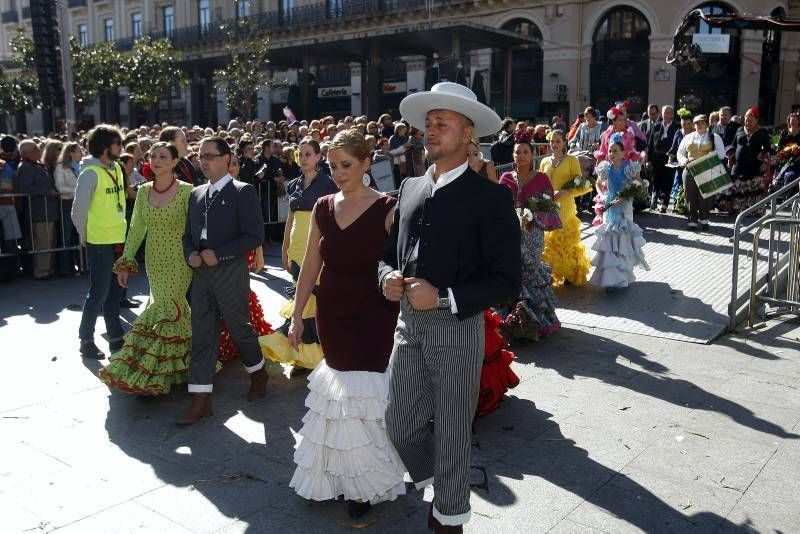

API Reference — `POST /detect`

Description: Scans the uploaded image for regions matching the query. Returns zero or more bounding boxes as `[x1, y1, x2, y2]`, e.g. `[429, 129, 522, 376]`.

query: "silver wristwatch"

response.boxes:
[437, 296, 451, 309]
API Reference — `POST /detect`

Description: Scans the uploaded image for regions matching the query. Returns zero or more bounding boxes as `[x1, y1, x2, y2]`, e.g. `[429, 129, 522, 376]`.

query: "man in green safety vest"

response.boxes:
[72, 125, 127, 360]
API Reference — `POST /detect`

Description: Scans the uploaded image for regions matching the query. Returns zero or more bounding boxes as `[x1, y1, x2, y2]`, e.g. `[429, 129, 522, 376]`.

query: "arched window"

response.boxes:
[490, 19, 543, 119]
[759, 7, 784, 125]
[590, 7, 651, 117]
[675, 3, 740, 114]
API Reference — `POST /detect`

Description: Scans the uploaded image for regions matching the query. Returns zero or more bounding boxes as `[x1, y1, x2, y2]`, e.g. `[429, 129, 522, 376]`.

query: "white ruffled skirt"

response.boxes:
[289, 360, 407, 504]
[590, 201, 650, 288]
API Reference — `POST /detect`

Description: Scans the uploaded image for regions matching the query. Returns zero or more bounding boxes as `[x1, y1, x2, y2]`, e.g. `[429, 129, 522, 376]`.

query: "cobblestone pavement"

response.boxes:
[1, 230, 799, 533]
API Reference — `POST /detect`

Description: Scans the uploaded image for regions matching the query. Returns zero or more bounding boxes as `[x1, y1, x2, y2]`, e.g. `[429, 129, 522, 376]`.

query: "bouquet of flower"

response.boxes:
[616, 179, 649, 201]
[515, 207, 534, 230]
[526, 194, 558, 213]
[560, 175, 593, 192]
[776, 143, 800, 167]
[526, 194, 562, 230]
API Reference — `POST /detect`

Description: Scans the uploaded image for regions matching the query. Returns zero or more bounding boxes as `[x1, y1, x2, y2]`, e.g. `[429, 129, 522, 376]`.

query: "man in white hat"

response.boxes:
[379, 82, 521, 532]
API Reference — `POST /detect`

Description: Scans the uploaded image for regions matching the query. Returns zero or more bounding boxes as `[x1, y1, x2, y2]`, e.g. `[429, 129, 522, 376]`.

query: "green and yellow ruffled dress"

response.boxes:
[99, 182, 217, 395]
[259, 173, 338, 370]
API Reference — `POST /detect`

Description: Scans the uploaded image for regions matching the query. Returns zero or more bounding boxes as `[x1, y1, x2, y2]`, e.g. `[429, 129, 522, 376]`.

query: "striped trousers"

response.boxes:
[188, 260, 265, 393]
[386, 297, 484, 526]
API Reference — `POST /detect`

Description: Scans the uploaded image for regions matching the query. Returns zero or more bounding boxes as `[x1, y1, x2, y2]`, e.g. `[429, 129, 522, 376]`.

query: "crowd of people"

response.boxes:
[1, 82, 798, 531]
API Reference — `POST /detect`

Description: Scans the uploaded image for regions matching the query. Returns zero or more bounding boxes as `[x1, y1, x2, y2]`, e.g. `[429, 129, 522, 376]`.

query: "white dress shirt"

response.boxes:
[409, 160, 468, 314]
[200, 173, 232, 239]
[677, 132, 726, 167]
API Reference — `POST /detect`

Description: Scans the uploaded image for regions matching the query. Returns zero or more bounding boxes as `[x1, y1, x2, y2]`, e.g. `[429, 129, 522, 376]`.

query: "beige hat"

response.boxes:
[693, 114, 708, 124]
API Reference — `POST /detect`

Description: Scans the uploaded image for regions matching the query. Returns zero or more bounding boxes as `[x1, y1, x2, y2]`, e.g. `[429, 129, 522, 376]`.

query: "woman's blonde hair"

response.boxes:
[328, 128, 372, 161]
[58, 142, 81, 168]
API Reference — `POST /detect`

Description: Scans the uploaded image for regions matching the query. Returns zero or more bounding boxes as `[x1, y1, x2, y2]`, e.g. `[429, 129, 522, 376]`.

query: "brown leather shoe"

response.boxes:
[427, 503, 463, 533]
[176, 393, 213, 425]
[247, 367, 269, 402]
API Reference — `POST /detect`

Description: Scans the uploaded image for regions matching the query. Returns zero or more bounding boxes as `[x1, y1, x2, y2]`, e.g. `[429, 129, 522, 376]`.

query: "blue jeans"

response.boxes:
[78, 243, 124, 343]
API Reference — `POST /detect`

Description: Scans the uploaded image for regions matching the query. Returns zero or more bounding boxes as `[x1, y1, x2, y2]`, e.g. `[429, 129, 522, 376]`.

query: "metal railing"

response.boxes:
[747, 198, 800, 326]
[729, 173, 800, 329]
[0, 193, 85, 271]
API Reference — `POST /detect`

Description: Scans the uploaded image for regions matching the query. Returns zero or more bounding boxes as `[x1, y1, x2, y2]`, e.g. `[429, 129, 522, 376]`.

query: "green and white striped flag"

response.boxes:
[687, 152, 733, 199]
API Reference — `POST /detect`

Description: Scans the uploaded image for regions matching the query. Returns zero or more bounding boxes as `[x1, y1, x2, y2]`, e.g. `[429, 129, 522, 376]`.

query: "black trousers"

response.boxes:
[651, 154, 673, 202]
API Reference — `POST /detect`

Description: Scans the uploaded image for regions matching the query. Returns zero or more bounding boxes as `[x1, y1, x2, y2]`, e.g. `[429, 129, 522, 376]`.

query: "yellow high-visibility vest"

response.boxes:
[85, 162, 127, 244]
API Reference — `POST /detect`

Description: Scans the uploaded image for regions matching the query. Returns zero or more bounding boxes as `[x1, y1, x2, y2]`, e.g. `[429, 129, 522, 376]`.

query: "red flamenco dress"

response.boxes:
[476, 310, 520, 417]
[217, 250, 273, 363]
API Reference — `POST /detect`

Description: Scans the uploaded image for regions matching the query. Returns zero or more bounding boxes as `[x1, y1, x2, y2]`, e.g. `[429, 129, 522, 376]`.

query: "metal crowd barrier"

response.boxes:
[0, 192, 85, 270]
[747, 197, 800, 326]
[729, 174, 800, 329]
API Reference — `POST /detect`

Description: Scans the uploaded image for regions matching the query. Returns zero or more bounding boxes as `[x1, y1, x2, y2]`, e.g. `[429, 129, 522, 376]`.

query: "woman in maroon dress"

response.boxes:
[287, 129, 405, 519]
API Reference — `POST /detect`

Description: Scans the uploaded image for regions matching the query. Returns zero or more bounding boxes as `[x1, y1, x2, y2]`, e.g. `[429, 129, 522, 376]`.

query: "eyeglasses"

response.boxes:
[198, 153, 223, 161]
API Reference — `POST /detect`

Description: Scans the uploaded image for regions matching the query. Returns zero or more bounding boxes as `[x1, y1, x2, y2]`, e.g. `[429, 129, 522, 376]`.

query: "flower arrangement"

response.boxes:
[776, 143, 800, 167]
[676, 107, 692, 120]
[617, 179, 650, 201]
[526, 193, 559, 213]
[560, 175, 593, 191]
[515, 207, 534, 229]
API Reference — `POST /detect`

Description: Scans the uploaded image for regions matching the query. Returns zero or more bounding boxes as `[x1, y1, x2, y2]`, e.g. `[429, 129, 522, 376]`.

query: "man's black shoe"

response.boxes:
[80, 340, 105, 360]
[120, 298, 140, 308]
[109, 339, 124, 354]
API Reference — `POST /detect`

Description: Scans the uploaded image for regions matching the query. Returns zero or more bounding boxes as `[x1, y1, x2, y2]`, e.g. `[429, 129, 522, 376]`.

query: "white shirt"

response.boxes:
[200, 173, 232, 239]
[677, 132, 725, 167]
[409, 160, 468, 314]
[661, 121, 673, 140]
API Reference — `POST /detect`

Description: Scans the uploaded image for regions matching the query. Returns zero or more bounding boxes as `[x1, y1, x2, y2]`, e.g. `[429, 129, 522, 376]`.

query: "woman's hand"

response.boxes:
[253, 246, 265, 272]
[281, 248, 290, 273]
[117, 269, 129, 288]
[287, 316, 304, 350]
[611, 197, 624, 206]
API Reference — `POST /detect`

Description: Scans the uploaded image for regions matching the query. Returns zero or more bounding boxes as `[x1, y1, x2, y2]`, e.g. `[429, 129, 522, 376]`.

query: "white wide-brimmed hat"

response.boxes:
[399, 82, 502, 137]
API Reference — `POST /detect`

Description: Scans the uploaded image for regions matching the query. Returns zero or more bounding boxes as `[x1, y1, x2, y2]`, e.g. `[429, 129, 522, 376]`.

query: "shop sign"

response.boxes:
[692, 34, 730, 54]
[383, 82, 407, 94]
[318, 86, 351, 98]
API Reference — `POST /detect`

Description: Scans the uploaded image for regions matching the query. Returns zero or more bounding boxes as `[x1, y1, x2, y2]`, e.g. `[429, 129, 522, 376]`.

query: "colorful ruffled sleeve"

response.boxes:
[113, 185, 148, 274]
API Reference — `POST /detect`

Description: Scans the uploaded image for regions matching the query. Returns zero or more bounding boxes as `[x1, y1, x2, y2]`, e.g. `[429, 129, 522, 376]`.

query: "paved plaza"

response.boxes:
[1, 211, 799, 533]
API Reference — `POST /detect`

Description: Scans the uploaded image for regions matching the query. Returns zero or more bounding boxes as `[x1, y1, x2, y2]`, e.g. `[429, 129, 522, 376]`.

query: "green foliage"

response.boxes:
[124, 36, 187, 107]
[215, 18, 276, 121]
[69, 36, 124, 110]
[0, 28, 38, 116]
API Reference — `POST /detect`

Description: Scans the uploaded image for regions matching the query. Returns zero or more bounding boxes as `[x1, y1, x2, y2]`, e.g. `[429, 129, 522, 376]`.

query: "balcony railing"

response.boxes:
[1, 10, 18, 24]
[68, 0, 88, 8]
[21, 6, 30, 19]
[113, 0, 463, 51]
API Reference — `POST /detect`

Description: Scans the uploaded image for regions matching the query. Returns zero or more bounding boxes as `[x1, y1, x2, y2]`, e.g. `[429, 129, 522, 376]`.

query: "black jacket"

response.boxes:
[378, 167, 521, 320]
[182, 179, 263, 264]
[647, 120, 680, 160]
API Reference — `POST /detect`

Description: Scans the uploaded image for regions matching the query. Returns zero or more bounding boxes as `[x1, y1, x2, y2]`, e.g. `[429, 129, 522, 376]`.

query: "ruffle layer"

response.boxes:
[279, 294, 317, 320]
[543, 213, 591, 287]
[259, 331, 324, 369]
[589, 219, 649, 289]
[98, 298, 212, 396]
[478, 310, 520, 417]
[112, 257, 139, 274]
[290, 361, 406, 504]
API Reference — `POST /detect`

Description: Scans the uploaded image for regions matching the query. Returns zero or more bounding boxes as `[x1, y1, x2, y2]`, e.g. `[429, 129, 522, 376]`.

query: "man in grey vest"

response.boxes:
[179, 136, 268, 425]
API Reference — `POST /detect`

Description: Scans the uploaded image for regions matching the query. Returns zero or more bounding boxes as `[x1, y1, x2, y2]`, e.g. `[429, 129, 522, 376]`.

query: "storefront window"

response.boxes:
[759, 7, 783, 125]
[490, 18, 543, 119]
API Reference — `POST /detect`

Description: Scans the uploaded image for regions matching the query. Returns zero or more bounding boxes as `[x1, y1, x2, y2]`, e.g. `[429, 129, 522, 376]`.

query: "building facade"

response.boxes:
[1, 0, 799, 133]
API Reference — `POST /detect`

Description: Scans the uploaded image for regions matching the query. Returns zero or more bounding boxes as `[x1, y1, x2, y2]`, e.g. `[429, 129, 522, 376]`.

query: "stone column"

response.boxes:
[777, 38, 800, 122]
[543, 45, 580, 118]
[349, 62, 362, 116]
[738, 30, 763, 113]
[402, 55, 426, 96]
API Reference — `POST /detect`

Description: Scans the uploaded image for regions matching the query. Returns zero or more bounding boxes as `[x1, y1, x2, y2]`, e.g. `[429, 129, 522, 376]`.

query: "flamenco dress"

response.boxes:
[539, 154, 593, 286]
[497, 171, 561, 340]
[217, 250, 273, 363]
[98, 183, 216, 395]
[290, 195, 406, 504]
[476, 310, 520, 417]
[590, 160, 649, 288]
[260, 173, 338, 369]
